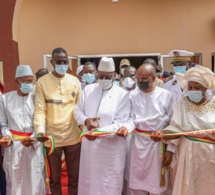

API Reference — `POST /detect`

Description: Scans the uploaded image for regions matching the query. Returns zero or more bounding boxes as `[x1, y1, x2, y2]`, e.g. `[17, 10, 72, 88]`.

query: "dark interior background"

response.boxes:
[80, 55, 159, 74]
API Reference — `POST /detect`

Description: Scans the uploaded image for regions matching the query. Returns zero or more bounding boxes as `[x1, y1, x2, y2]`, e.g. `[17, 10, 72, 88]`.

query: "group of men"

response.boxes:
[0, 47, 203, 195]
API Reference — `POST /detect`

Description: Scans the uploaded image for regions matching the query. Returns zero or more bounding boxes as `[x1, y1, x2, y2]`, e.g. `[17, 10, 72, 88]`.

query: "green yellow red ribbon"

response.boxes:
[0, 131, 56, 189]
[0, 133, 56, 156]
[80, 127, 215, 188]
[80, 130, 115, 142]
[80, 128, 215, 144]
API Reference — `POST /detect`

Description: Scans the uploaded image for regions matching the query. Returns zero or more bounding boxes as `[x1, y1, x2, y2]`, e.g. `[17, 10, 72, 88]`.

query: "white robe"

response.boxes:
[163, 75, 182, 103]
[126, 87, 175, 194]
[75, 83, 130, 195]
[0, 91, 45, 195]
[166, 96, 215, 195]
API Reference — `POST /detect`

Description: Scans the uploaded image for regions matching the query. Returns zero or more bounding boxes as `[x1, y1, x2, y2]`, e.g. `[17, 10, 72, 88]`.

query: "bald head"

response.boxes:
[143, 58, 157, 67]
[36, 68, 48, 80]
[125, 66, 136, 72]
[136, 64, 156, 92]
[137, 64, 156, 78]
[124, 66, 136, 77]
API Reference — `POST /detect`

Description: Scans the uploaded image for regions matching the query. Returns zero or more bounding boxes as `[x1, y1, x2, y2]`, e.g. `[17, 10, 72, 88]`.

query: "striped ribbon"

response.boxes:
[0, 130, 56, 189]
[80, 127, 215, 188]
[80, 130, 115, 142]
[80, 128, 215, 144]
[2, 130, 56, 155]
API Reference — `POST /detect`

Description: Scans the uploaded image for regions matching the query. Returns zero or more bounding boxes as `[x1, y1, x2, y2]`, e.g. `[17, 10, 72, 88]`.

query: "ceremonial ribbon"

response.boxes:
[160, 142, 166, 187]
[80, 128, 215, 188]
[0, 130, 56, 189]
[80, 128, 215, 144]
[80, 130, 115, 142]
[10, 129, 33, 138]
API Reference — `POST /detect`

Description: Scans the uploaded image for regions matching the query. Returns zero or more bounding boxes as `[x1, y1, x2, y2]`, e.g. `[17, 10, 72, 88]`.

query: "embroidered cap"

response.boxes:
[15, 65, 33, 78]
[76, 65, 83, 75]
[98, 57, 115, 72]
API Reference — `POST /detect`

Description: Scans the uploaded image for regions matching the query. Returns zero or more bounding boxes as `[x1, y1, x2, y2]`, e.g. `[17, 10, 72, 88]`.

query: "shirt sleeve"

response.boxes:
[34, 81, 47, 134]
[121, 99, 136, 132]
[74, 88, 88, 125]
[0, 95, 12, 137]
[166, 143, 176, 153]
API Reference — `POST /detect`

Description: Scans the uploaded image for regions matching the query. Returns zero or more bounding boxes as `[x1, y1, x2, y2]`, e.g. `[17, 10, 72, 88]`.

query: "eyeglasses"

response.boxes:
[18, 79, 35, 84]
[97, 74, 114, 80]
[53, 60, 69, 65]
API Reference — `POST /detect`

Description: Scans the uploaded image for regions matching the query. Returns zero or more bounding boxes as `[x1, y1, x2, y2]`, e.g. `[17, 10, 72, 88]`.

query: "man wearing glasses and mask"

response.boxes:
[75, 57, 130, 195]
[0, 65, 45, 195]
[122, 66, 137, 92]
[34, 48, 82, 195]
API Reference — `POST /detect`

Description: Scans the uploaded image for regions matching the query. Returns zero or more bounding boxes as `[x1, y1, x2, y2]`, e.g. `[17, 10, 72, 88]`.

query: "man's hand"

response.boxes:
[163, 151, 173, 167]
[37, 133, 49, 142]
[151, 130, 163, 142]
[1, 136, 13, 147]
[85, 118, 100, 131]
[116, 126, 128, 137]
[21, 137, 34, 147]
[85, 134, 97, 141]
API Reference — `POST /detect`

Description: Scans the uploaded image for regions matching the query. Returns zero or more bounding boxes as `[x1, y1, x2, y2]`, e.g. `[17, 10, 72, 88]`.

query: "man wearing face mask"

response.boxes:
[122, 66, 137, 92]
[118, 63, 175, 195]
[121, 66, 136, 195]
[120, 59, 131, 85]
[81, 62, 97, 88]
[143, 58, 163, 88]
[164, 50, 194, 103]
[0, 65, 45, 195]
[75, 57, 130, 195]
[34, 48, 82, 195]
[114, 73, 121, 86]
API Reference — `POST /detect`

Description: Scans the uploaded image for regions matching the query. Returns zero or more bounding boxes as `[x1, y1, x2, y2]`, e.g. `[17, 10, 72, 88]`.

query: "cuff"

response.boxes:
[99, 124, 117, 133]
[166, 143, 176, 153]
[80, 116, 88, 126]
[35, 127, 45, 135]
[2, 129, 12, 137]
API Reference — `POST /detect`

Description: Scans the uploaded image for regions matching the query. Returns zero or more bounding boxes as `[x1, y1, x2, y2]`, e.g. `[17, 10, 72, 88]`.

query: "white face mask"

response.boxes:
[120, 68, 125, 75]
[123, 77, 135, 88]
[98, 79, 113, 90]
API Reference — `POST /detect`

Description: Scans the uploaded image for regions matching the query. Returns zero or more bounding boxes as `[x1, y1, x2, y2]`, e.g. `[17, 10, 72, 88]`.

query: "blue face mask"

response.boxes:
[20, 83, 33, 94]
[114, 81, 120, 86]
[187, 91, 204, 103]
[173, 66, 187, 74]
[82, 73, 95, 84]
[55, 65, 68, 75]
